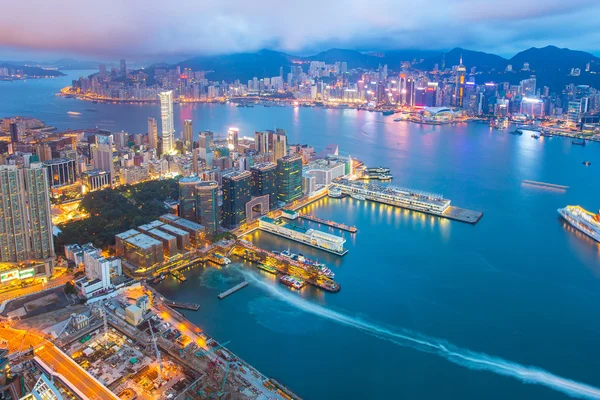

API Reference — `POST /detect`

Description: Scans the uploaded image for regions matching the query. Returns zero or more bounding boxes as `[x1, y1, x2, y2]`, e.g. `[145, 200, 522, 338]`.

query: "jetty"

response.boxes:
[218, 281, 249, 299]
[163, 299, 200, 311]
[300, 213, 358, 233]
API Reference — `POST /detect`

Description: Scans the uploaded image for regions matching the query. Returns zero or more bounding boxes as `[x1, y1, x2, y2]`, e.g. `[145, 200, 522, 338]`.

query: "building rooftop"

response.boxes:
[251, 162, 276, 171]
[159, 213, 180, 222]
[115, 229, 140, 240]
[137, 220, 164, 232]
[223, 170, 251, 181]
[170, 217, 205, 232]
[179, 176, 202, 184]
[157, 223, 188, 237]
[148, 228, 176, 242]
[124, 233, 161, 249]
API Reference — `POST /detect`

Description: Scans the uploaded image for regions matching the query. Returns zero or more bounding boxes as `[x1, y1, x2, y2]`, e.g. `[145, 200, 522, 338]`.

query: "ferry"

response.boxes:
[257, 264, 278, 275]
[572, 139, 586, 146]
[328, 186, 343, 198]
[508, 129, 523, 135]
[277, 249, 335, 278]
[67, 111, 82, 116]
[540, 132, 553, 137]
[531, 134, 539, 139]
[279, 275, 305, 290]
[351, 193, 366, 201]
[382, 110, 395, 116]
[558, 205, 600, 242]
[213, 253, 231, 265]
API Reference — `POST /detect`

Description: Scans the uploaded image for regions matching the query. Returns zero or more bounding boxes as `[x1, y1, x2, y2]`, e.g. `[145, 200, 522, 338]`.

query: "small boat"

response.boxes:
[540, 132, 552, 137]
[572, 139, 586, 146]
[257, 264, 278, 275]
[583, 161, 591, 166]
[279, 275, 305, 290]
[509, 130, 523, 135]
[67, 111, 82, 116]
[382, 110, 394, 116]
[531, 134, 539, 139]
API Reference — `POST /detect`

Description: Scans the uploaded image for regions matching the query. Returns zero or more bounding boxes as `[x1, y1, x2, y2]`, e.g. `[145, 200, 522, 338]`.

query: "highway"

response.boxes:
[35, 343, 119, 400]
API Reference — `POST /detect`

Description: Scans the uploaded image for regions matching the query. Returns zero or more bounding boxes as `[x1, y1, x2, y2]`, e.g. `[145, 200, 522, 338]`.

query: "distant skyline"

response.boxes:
[2, 0, 600, 62]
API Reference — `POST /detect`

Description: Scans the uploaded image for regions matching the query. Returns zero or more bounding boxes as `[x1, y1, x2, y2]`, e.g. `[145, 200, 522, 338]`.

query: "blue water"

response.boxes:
[3, 71, 600, 399]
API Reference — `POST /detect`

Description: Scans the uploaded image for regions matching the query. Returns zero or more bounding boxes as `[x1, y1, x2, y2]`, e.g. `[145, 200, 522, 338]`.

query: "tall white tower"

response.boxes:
[159, 91, 175, 155]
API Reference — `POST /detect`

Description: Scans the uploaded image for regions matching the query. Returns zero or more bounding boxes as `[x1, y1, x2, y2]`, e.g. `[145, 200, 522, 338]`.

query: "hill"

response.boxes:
[415, 47, 507, 72]
[0, 63, 64, 77]
[509, 45, 600, 72]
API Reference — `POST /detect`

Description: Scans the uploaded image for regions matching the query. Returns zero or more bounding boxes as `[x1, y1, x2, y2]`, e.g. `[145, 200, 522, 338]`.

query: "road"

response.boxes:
[0, 271, 73, 304]
[35, 343, 119, 400]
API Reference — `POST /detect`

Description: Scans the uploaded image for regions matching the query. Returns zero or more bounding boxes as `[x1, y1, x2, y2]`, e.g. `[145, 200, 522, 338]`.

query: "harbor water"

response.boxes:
[3, 71, 600, 399]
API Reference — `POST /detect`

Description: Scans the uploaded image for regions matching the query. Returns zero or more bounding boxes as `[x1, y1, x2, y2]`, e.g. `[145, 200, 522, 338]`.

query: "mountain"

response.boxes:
[0, 62, 65, 77]
[176, 49, 295, 82]
[415, 47, 507, 72]
[304, 48, 382, 69]
[509, 45, 600, 72]
[52, 58, 104, 70]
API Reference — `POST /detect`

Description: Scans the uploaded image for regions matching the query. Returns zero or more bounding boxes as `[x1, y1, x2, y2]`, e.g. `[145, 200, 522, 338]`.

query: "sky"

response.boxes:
[1, 0, 600, 62]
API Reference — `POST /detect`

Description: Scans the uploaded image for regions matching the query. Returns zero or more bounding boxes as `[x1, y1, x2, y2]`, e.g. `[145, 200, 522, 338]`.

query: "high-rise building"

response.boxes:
[198, 131, 214, 162]
[195, 181, 219, 235]
[250, 162, 277, 208]
[183, 119, 193, 154]
[120, 59, 126, 76]
[272, 129, 287, 161]
[227, 127, 239, 150]
[179, 176, 202, 221]
[254, 130, 270, 154]
[455, 55, 467, 107]
[276, 154, 303, 203]
[9, 122, 24, 143]
[42, 158, 77, 188]
[0, 164, 55, 271]
[147, 117, 158, 150]
[92, 134, 114, 183]
[159, 91, 175, 155]
[221, 171, 252, 228]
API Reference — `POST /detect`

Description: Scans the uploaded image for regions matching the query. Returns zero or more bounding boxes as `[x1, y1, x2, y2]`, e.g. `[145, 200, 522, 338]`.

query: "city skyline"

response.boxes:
[2, 0, 600, 61]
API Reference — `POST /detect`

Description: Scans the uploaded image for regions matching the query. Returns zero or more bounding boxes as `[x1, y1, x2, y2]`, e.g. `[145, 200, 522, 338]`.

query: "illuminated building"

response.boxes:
[195, 181, 219, 235]
[159, 213, 205, 247]
[115, 229, 164, 270]
[520, 97, 544, 117]
[227, 127, 239, 150]
[222, 171, 252, 228]
[520, 76, 537, 98]
[254, 129, 287, 161]
[567, 101, 583, 126]
[159, 90, 175, 155]
[120, 58, 126, 76]
[276, 154, 303, 203]
[183, 119, 193, 154]
[198, 131, 214, 162]
[455, 55, 466, 107]
[147, 117, 158, 150]
[92, 134, 114, 184]
[178, 176, 202, 221]
[250, 162, 277, 208]
[0, 164, 55, 277]
[272, 129, 287, 161]
[42, 158, 77, 188]
[81, 169, 110, 192]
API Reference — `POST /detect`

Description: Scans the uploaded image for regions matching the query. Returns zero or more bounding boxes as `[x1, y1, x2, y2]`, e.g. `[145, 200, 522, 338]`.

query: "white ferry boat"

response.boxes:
[558, 205, 600, 242]
[351, 193, 366, 201]
[328, 186, 343, 198]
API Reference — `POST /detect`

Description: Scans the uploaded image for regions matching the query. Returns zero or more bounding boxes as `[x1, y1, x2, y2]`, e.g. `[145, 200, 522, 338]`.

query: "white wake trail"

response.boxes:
[243, 271, 600, 399]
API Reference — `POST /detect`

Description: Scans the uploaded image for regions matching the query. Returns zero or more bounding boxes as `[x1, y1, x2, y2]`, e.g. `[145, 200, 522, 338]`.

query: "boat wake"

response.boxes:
[242, 271, 600, 399]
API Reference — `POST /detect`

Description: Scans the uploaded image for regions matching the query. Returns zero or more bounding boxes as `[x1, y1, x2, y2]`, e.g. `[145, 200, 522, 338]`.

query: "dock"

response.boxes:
[300, 213, 357, 233]
[218, 281, 249, 299]
[442, 206, 483, 224]
[163, 299, 200, 311]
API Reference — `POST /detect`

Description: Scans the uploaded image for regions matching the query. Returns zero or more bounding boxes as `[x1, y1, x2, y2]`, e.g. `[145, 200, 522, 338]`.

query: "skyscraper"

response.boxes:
[183, 119, 193, 154]
[195, 181, 219, 235]
[179, 176, 202, 221]
[159, 91, 175, 155]
[222, 171, 252, 228]
[272, 129, 288, 161]
[198, 131, 214, 162]
[120, 59, 126, 76]
[92, 134, 115, 184]
[276, 154, 303, 203]
[0, 164, 55, 273]
[147, 117, 158, 150]
[251, 162, 277, 208]
[455, 55, 467, 107]
[227, 127, 239, 150]
[254, 131, 270, 155]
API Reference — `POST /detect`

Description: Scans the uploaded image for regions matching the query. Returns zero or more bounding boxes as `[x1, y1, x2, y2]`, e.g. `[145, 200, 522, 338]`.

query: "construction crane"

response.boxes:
[148, 320, 163, 384]
[219, 361, 232, 396]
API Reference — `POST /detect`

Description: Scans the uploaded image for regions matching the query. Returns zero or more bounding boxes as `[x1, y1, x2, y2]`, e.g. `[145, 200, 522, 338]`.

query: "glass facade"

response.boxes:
[276, 155, 303, 203]
[251, 162, 277, 208]
[222, 171, 252, 228]
[178, 176, 201, 221]
[196, 181, 219, 235]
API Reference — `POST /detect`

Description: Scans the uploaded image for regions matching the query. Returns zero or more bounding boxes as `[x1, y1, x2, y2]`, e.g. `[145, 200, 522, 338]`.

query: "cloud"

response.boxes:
[1, 0, 599, 60]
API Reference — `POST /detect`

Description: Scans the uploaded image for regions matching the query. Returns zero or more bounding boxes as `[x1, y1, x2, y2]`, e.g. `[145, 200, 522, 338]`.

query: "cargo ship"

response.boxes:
[558, 205, 600, 242]
[279, 275, 305, 290]
[276, 250, 335, 278]
[257, 264, 278, 275]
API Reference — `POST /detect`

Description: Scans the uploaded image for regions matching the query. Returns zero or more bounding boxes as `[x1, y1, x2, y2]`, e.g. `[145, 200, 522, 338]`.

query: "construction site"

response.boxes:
[0, 283, 299, 400]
